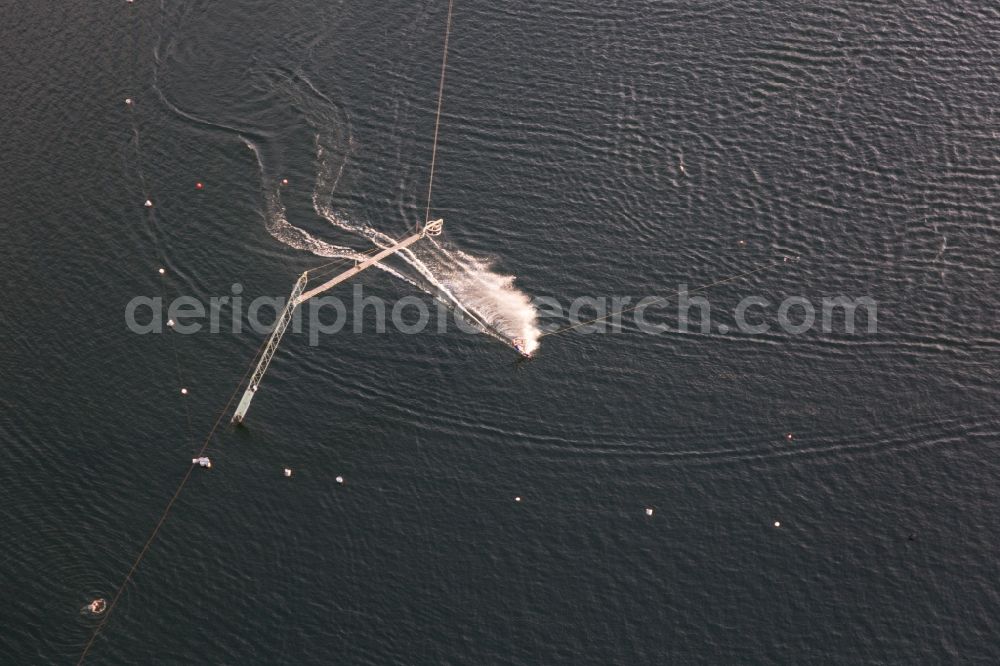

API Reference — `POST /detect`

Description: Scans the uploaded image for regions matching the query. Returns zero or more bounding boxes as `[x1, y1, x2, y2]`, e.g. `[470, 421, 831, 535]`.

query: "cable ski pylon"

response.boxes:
[76, 3, 457, 660]
[230, 272, 308, 423]
[231, 219, 443, 424]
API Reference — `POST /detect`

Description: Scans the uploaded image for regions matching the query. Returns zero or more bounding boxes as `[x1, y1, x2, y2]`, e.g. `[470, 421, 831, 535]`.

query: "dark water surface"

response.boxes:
[3, 0, 999, 662]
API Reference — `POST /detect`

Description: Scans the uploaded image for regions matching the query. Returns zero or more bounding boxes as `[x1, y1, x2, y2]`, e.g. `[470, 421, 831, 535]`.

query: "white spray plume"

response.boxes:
[245, 135, 541, 354]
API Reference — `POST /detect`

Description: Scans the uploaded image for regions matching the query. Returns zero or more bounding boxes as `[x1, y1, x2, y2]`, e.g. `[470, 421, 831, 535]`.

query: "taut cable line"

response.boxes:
[80, 8, 461, 659]
[77, 336, 270, 664]
[423, 0, 455, 228]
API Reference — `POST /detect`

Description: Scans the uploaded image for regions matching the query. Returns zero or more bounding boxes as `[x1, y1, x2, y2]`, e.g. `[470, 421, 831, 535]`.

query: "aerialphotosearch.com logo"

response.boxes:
[124, 283, 877, 344]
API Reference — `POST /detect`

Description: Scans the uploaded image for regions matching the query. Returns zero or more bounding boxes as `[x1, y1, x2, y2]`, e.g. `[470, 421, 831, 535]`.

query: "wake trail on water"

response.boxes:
[245, 134, 541, 354]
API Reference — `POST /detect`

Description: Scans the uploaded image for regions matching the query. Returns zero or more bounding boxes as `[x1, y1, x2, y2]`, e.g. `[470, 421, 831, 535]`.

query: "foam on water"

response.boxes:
[243, 136, 415, 286]
[247, 134, 541, 354]
[405, 240, 542, 354]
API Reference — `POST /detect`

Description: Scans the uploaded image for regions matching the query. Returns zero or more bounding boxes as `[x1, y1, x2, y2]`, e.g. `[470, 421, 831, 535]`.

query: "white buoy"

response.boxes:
[774, 521, 781, 527]
[158, 268, 165, 275]
[514, 496, 521, 502]
[144, 199, 153, 208]
[125, 97, 133, 105]
[645, 507, 654, 516]
[167, 319, 175, 327]
[284, 468, 292, 477]
[335, 475, 344, 484]
[180, 388, 188, 395]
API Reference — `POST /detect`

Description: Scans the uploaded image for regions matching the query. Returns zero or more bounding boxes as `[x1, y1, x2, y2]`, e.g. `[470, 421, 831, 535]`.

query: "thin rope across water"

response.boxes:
[79, 4, 461, 661]
[76, 336, 269, 664]
[422, 0, 455, 227]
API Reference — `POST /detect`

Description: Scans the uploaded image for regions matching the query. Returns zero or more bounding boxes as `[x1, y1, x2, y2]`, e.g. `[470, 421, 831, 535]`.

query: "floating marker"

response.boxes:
[144, 199, 153, 208]
[514, 496, 521, 503]
[785, 433, 794, 441]
[158, 268, 165, 275]
[645, 507, 654, 516]
[195, 182, 204, 190]
[88, 598, 107, 614]
[284, 468, 293, 477]
[193, 456, 211, 468]
[335, 475, 344, 484]
[125, 98, 133, 106]
[774, 521, 781, 527]
[180, 388, 188, 395]
[280, 178, 289, 186]
[167, 319, 175, 327]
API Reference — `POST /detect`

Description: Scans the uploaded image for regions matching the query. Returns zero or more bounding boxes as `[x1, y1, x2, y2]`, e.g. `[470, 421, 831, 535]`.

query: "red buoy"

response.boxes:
[281, 178, 289, 186]
[195, 182, 204, 190]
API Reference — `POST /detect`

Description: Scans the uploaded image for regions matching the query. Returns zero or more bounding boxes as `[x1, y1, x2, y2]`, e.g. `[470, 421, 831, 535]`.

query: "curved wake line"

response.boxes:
[246, 135, 541, 354]
[148, 46, 539, 351]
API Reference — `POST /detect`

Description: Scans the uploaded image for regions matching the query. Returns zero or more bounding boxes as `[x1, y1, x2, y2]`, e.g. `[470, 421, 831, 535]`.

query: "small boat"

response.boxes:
[513, 338, 531, 357]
